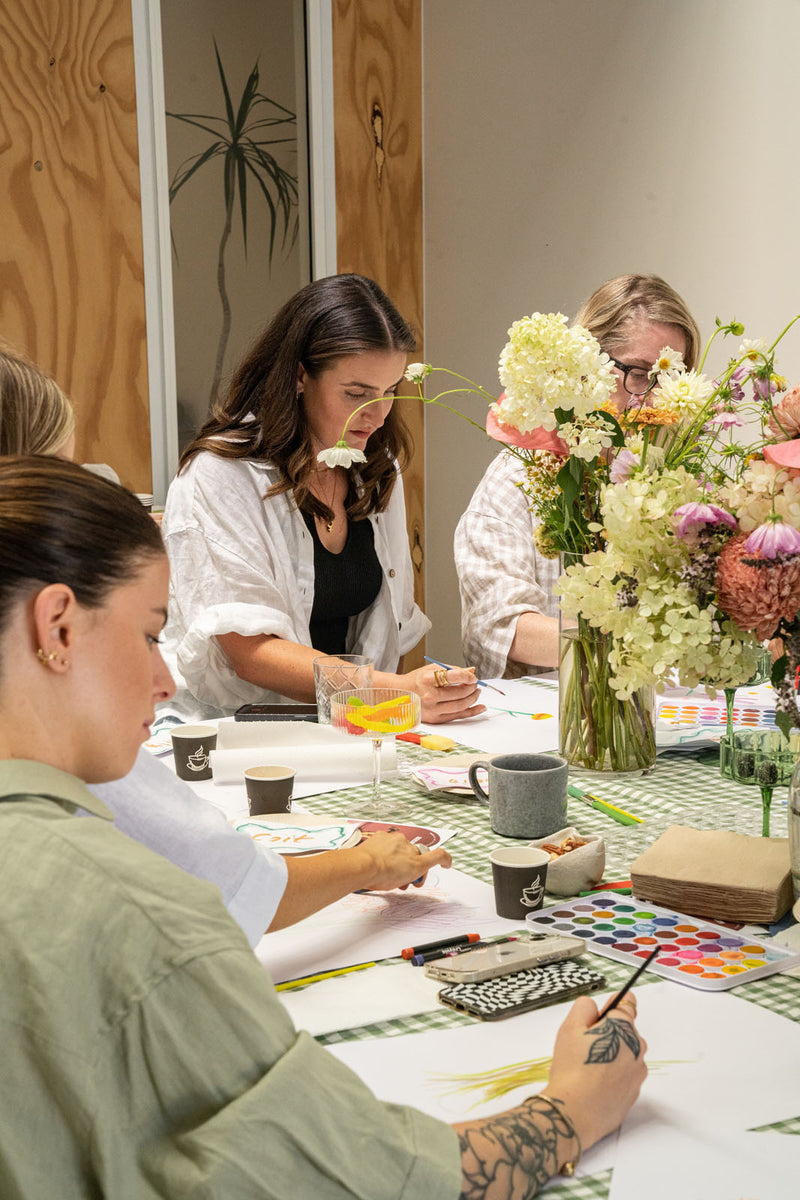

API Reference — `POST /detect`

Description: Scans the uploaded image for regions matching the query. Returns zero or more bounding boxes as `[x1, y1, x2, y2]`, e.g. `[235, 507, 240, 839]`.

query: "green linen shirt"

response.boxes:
[0, 760, 461, 1200]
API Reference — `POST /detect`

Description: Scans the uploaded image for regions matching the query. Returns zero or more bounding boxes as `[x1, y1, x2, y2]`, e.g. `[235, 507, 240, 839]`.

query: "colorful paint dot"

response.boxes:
[573, 917, 595, 925]
[720, 950, 746, 961]
[701, 972, 725, 979]
[633, 911, 656, 919]
[613, 942, 639, 953]
[740, 945, 766, 955]
[634, 937, 658, 945]
[674, 937, 700, 946]
[613, 917, 636, 925]
[741, 959, 765, 969]
[698, 957, 725, 967]
[594, 936, 617, 945]
[658, 957, 680, 967]
[653, 917, 677, 927]
[593, 923, 616, 931]
[592, 897, 617, 907]
[722, 964, 746, 974]
[679, 963, 705, 974]
[676, 948, 703, 960]
[674, 924, 698, 933]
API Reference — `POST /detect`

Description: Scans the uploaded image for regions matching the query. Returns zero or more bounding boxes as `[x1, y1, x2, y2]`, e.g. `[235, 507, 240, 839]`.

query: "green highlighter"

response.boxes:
[567, 783, 643, 826]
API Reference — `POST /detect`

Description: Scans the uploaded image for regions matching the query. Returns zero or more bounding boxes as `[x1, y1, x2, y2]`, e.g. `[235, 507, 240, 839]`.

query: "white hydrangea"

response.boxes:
[719, 459, 800, 532]
[558, 415, 615, 461]
[495, 312, 615, 432]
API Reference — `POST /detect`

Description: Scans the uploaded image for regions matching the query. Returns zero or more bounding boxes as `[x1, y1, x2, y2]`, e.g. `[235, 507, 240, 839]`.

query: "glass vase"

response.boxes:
[558, 624, 656, 773]
[789, 760, 800, 900]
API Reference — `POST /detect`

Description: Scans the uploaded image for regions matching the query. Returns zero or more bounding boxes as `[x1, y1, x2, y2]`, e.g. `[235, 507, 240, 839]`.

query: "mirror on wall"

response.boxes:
[160, 0, 311, 448]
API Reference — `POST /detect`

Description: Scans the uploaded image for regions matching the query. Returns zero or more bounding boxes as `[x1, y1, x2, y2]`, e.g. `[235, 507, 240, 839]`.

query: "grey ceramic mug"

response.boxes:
[468, 753, 568, 839]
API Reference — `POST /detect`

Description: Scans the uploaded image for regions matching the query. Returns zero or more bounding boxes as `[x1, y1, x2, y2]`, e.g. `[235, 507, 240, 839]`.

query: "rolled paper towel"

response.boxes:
[209, 739, 396, 784]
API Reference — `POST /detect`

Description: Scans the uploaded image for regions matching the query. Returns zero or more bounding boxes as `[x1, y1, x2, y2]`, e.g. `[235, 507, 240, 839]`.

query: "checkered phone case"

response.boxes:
[437, 959, 606, 1021]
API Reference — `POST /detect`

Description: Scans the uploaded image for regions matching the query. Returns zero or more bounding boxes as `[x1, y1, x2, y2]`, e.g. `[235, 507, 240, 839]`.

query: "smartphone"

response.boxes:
[423, 933, 585, 984]
[234, 703, 318, 722]
[437, 959, 606, 1021]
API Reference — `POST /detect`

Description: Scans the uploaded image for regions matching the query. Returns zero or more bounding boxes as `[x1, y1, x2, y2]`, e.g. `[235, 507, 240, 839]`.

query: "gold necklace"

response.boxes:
[314, 466, 338, 533]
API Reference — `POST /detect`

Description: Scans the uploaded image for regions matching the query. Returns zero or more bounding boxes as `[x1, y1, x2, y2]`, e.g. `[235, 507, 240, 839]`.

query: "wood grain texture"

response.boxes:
[0, 0, 151, 488]
[332, 0, 426, 666]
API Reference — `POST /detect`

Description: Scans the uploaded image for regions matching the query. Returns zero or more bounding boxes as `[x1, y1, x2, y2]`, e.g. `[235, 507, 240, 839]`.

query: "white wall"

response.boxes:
[422, 0, 800, 666]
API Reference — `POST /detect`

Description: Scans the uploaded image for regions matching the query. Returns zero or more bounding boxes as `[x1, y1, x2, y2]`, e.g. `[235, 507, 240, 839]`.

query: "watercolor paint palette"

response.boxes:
[526, 892, 800, 991]
[657, 698, 776, 730]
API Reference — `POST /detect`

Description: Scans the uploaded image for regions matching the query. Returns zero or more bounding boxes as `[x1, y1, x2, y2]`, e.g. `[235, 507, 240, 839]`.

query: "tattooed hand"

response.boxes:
[454, 993, 647, 1198]
[545, 993, 648, 1151]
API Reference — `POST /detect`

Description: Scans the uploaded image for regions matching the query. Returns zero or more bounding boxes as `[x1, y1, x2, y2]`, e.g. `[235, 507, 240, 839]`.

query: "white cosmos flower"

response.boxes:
[738, 337, 768, 363]
[651, 346, 686, 377]
[317, 443, 367, 468]
[405, 362, 433, 382]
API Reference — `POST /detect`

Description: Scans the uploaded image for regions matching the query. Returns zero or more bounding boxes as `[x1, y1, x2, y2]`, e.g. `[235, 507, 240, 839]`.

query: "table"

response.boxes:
[271, 705, 800, 1199]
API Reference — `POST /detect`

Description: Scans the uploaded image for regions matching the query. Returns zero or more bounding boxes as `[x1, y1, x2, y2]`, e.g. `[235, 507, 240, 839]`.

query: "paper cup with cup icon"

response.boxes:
[171, 724, 218, 781]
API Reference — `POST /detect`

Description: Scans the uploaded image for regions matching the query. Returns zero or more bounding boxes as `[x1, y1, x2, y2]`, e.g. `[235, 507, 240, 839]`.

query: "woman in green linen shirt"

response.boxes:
[0, 455, 647, 1199]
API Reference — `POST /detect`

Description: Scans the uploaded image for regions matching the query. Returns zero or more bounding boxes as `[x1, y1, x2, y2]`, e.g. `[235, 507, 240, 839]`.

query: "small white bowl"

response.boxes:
[528, 826, 605, 897]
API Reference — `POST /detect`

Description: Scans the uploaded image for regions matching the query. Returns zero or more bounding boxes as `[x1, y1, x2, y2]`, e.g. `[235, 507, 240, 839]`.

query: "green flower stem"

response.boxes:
[760, 787, 773, 837]
[336, 382, 491, 447]
[559, 623, 655, 772]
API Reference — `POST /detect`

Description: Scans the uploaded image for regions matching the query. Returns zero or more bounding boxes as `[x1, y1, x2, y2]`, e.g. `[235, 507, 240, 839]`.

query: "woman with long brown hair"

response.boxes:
[162, 273, 482, 722]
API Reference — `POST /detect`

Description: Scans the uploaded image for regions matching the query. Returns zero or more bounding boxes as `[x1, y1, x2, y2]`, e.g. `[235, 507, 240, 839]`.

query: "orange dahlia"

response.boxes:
[716, 532, 800, 640]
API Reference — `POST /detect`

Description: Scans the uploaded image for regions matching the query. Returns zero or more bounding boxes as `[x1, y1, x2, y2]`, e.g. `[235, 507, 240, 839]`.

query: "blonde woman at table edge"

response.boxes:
[0, 455, 647, 1198]
[160, 273, 485, 724]
[455, 272, 701, 679]
[0, 350, 452, 944]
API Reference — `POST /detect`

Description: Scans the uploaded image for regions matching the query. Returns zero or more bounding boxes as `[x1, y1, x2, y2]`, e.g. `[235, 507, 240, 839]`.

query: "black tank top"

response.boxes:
[302, 513, 383, 654]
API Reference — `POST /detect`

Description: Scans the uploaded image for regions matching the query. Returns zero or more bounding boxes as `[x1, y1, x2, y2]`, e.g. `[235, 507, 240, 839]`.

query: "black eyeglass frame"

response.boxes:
[608, 356, 657, 398]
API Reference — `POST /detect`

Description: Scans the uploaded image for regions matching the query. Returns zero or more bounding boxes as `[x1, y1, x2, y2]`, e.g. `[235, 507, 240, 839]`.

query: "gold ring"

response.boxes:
[434, 667, 449, 688]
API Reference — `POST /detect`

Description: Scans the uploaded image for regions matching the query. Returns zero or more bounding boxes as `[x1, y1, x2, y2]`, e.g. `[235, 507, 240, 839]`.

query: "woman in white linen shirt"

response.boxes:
[163, 274, 483, 723]
[454, 274, 701, 679]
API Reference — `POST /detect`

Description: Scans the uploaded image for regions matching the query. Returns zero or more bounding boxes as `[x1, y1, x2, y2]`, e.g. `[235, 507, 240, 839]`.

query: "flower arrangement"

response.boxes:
[320, 310, 800, 765]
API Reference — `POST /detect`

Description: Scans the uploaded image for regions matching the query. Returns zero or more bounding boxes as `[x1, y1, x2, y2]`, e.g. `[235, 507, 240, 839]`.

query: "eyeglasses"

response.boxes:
[609, 357, 656, 398]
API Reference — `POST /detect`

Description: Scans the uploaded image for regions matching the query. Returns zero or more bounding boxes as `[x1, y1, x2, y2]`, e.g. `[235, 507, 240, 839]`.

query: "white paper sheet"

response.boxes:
[280, 961, 444, 1035]
[609, 1126, 800, 1200]
[327, 997, 619, 1177]
[418, 677, 560, 756]
[327, 980, 800, 1183]
[256, 866, 523, 983]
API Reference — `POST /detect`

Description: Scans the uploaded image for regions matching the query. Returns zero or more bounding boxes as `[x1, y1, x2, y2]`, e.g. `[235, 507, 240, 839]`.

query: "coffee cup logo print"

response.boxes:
[186, 744, 211, 773]
[521, 879, 545, 908]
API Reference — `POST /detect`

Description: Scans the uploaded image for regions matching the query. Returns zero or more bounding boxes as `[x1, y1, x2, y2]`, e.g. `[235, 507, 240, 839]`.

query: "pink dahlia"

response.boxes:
[716, 532, 800, 640]
[767, 384, 800, 440]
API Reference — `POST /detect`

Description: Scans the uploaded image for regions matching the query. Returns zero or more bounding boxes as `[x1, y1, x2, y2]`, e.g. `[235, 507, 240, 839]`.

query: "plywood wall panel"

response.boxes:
[332, 0, 426, 663]
[0, 0, 151, 488]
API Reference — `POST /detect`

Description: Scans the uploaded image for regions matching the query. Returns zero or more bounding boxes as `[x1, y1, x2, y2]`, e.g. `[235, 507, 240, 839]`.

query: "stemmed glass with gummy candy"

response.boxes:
[330, 687, 422, 819]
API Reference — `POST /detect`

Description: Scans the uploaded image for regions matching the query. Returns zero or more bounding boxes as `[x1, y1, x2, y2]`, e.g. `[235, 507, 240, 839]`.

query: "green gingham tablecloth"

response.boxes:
[293, 694, 800, 1197]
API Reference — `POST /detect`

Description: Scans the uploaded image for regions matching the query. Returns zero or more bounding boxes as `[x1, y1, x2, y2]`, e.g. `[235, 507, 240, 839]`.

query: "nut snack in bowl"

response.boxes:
[528, 826, 605, 896]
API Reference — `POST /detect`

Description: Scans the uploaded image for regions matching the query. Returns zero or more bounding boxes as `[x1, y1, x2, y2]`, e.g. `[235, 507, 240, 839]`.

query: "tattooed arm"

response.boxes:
[453, 994, 647, 1199]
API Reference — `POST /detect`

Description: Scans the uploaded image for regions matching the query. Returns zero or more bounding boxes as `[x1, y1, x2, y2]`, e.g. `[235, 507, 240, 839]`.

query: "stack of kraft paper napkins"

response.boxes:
[630, 825, 794, 924]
